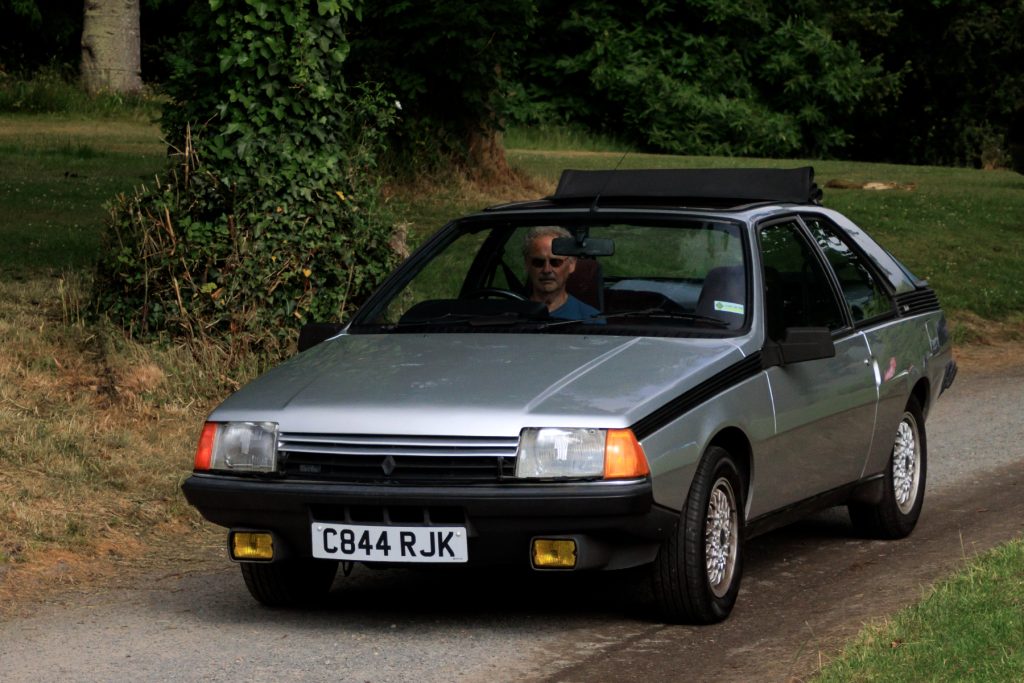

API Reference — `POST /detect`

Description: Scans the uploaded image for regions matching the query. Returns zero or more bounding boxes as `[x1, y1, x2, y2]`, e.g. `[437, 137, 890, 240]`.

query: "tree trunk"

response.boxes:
[1009, 104, 1024, 175]
[81, 0, 142, 94]
[466, 127, 511, 180]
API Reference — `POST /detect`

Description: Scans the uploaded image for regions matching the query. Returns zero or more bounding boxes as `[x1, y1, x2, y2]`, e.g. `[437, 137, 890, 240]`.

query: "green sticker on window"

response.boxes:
[714, 300, 744, 315]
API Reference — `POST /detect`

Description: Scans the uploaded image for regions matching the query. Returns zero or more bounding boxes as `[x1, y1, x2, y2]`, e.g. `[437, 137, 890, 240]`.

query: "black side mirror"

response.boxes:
[762, 327, 835, 368]
[297, 322, 346, 352]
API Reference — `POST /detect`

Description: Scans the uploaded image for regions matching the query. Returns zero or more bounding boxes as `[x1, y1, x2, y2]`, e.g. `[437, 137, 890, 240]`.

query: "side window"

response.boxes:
[803, 217, 893, 323]
[759, 221, 846, 340]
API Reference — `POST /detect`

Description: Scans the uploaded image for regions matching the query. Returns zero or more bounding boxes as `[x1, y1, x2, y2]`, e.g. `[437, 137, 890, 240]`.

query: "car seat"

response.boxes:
[695, 264, 745, 327]
[565, 258, 604, 310]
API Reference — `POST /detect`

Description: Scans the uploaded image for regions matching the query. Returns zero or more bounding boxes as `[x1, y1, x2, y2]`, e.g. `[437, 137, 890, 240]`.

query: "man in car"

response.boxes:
[523, 226, 601, 320]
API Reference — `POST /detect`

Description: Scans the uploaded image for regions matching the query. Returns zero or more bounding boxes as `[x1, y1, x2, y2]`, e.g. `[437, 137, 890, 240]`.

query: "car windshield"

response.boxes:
[351, 218, 749, 337]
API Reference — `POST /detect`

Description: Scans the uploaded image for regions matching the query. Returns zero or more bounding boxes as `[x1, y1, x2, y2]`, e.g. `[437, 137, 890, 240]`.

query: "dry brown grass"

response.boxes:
[950, 310, 1024, 344]
[0, 275, 237, 615]
[383, 161, 555, 207]
[944, 310, 1024, 373]
[0, 115, 164, 156]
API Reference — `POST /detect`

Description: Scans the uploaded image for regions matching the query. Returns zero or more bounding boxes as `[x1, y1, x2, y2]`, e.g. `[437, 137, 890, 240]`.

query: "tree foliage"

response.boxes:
[93, 0, 400, 357]
[507, 0, 1021, 166]
[346, 0, 536, 173]
[847, 0, 1024, 167]
[4, 0, 1021, 167]
[509, 0, 901, 158]
[0, 0, 82, 73]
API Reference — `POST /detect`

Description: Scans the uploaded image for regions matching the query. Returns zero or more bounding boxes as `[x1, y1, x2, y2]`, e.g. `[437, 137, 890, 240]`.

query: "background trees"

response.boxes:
[1, 0, 82, 74]
[505, 0, 1021, 168]
[507, 0, 901, 159]
[1, 0, 1020, 169]
[845, 0, 1024, 168]
[346, 0, 536, 176]
[1, 0, 1020, 352]
[0, 0, 184, 91]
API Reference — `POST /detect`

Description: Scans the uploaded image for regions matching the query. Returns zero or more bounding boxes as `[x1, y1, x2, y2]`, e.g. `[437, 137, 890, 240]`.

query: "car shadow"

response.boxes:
[162, 507, 868, 630]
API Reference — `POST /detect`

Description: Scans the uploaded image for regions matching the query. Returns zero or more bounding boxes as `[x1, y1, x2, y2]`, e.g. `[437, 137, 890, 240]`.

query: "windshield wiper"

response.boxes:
[386, 313, 476, 328]
[385, 311, 547, 330]
[467, 312, 547, 327]
[598, 308, 733, 328]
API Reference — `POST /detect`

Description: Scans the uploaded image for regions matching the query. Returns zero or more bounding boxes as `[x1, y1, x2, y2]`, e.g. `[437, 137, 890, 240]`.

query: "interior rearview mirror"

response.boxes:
[551, 236, 615, 257]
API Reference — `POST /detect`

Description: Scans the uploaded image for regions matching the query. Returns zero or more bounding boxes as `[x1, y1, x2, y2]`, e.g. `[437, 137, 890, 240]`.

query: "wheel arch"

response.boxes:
[707, 426, 752, 513]
[911, 377, 930, 418]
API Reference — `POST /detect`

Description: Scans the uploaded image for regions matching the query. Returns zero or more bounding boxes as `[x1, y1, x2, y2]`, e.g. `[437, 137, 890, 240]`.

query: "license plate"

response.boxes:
[311, 523, 468, 563]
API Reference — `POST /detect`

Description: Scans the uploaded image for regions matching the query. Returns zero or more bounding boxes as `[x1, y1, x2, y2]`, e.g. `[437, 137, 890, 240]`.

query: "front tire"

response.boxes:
[652, 445, 744, 624]
[849, 396, 927, 539]
[240, 559, 338, 607]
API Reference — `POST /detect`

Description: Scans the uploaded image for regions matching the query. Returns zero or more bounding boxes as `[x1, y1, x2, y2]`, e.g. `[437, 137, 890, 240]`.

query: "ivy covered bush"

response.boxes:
[94, 0, 400, 358]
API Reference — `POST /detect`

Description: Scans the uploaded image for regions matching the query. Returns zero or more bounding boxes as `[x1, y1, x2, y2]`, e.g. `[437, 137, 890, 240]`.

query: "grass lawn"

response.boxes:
[817, 538, 1024, 682]
[0, 114, 167, 276]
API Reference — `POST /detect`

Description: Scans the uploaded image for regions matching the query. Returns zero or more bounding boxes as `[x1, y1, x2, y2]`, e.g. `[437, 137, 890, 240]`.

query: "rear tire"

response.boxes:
[240, 559, 338, 607]
[652, 445, 744, 624]
[849, 396, 927, 539]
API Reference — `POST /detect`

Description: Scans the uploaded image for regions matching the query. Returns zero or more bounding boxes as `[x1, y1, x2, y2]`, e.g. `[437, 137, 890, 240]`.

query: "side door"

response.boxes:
[751, 219, 878, 517]
[801, 214, 907, 480]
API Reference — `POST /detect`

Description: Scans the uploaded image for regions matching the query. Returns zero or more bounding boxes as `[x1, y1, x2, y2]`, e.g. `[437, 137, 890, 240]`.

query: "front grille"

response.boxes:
[278, 433, 519, 483]
[309, 504, 467, 525]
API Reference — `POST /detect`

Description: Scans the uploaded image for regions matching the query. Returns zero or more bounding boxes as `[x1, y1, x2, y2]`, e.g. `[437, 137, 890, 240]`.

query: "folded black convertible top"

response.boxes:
[553, 167, 822, 205]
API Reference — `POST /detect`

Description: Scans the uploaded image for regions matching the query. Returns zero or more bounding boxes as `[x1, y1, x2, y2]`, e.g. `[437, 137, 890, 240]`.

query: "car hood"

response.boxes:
[210, 333, 746, 436]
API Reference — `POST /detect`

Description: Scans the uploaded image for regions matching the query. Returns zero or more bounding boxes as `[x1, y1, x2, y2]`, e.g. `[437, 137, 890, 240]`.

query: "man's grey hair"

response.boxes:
[522, 226, 572, 259]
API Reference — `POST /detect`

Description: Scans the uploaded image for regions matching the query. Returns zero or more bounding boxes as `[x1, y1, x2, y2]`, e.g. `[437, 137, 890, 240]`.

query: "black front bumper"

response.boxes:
[182, 474, 677, 569]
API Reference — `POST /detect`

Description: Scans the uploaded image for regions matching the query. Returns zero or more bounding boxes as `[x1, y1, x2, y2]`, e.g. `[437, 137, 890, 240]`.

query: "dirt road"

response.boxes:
[1, 360, 1021, 682]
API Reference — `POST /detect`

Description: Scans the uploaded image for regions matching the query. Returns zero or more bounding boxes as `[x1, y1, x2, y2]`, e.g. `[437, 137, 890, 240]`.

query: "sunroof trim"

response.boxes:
[551, 167, 823, 206]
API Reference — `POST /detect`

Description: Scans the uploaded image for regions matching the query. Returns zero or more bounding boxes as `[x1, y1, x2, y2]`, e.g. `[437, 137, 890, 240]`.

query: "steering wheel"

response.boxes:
[469, 287, 528, 302]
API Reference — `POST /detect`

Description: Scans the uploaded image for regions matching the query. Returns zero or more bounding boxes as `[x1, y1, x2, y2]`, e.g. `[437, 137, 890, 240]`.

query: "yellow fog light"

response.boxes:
[532, 538, 577, 569]
[231, 532, 274, 561]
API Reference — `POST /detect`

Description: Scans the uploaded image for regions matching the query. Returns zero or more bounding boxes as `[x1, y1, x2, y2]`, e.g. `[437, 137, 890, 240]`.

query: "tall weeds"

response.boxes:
[0, 67, 162, 119]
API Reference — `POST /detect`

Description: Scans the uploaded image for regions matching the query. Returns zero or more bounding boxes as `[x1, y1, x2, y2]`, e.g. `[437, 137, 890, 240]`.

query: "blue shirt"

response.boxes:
[551, 294, 602, 321]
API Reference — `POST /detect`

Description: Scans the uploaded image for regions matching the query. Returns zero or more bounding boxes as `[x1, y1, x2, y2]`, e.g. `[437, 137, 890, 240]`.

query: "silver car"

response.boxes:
[183, 167, 956, 623]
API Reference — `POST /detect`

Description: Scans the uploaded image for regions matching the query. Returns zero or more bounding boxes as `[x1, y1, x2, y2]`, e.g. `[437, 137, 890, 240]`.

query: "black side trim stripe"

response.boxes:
[631, 352, 763, 440]
[744, 475, 883, 540]
[895, 288, 940, 316]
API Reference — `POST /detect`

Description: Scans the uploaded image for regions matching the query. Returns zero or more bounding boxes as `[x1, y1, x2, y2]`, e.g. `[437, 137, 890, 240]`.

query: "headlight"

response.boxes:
[194, 421, 279, 473]
[515, 428, 649, 480]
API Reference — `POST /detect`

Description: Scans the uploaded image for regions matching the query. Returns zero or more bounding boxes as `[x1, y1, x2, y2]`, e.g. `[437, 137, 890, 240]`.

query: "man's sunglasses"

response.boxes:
[530, 257, 567, 268]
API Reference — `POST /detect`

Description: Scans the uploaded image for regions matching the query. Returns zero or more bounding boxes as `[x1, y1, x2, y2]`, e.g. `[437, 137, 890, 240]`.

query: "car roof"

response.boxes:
[553, 167, 822, 204]
[467, 168, 921, 295]
[481, 167, 823, 216]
